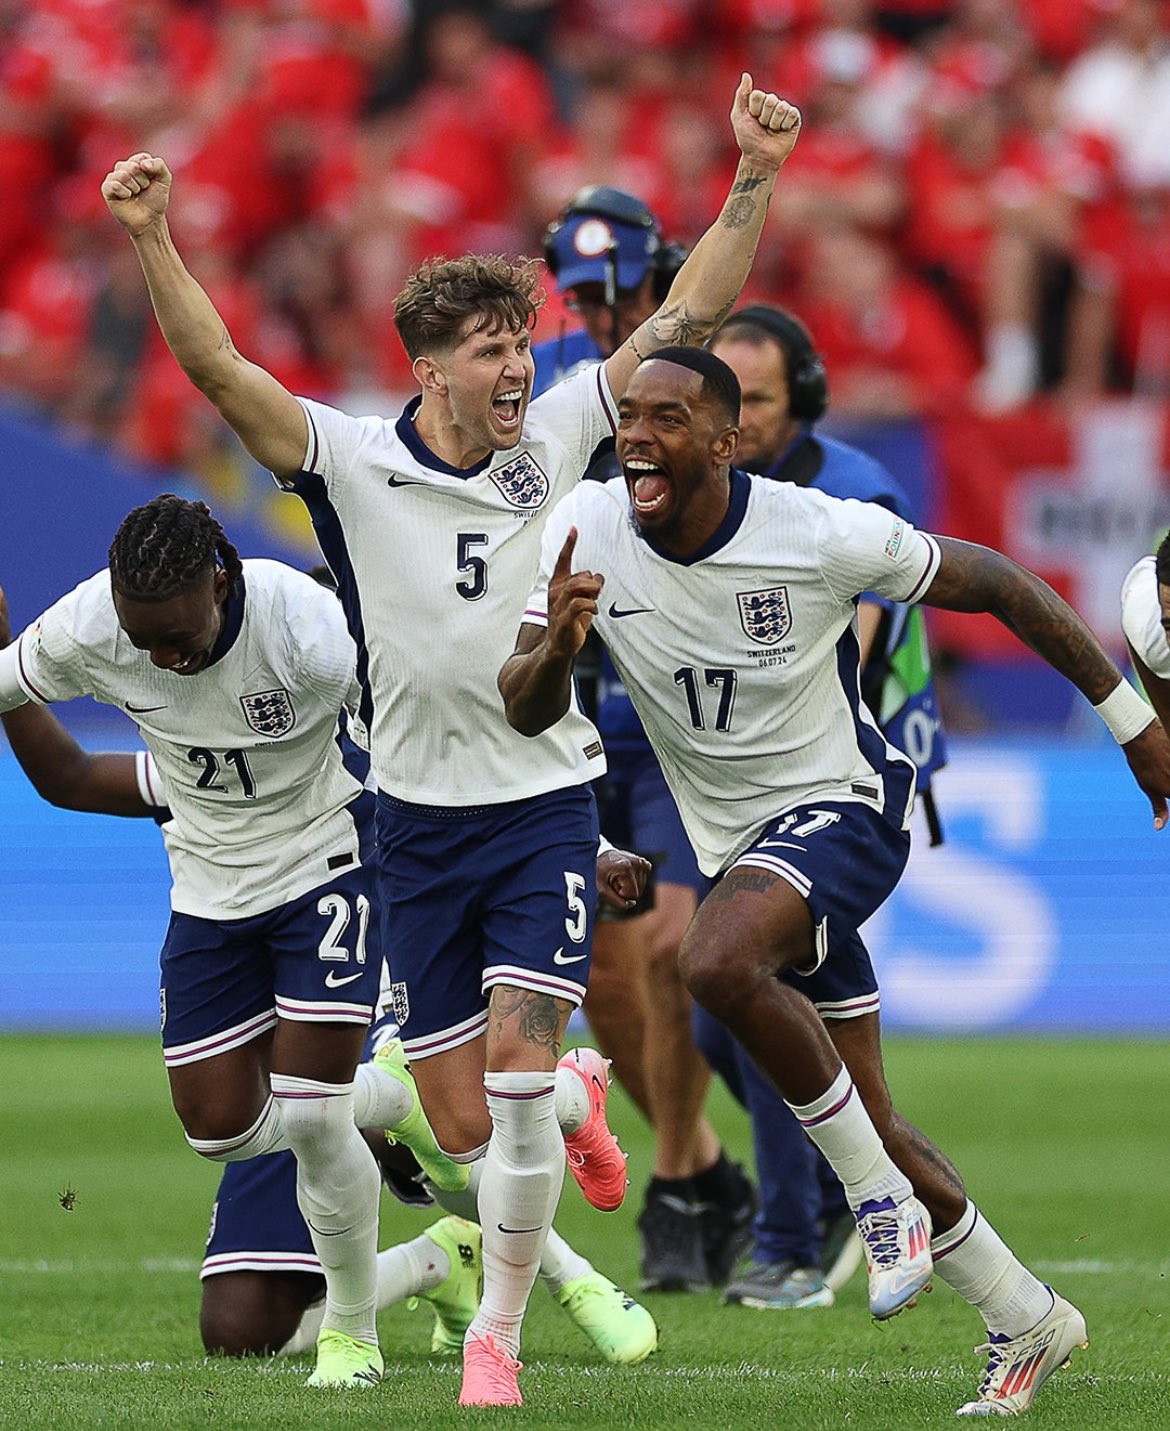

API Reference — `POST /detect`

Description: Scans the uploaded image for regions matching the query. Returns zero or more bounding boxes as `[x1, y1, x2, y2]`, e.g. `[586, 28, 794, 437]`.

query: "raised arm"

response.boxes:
[499, 529, 601, 736]
[102, 154, 308, 479]
[923, 536, 1170, 826]
[602, 75, 801, 402]
[0, 589, 154, 817]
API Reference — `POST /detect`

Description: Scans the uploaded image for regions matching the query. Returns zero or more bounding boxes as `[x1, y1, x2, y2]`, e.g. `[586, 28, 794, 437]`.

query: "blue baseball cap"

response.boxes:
[548, 194, 660, 294]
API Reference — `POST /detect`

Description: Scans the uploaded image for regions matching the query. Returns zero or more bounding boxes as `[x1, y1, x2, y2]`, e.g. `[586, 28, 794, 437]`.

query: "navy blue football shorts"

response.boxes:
[374, 783, 600, 1061]
[160, 864, 380, 1069]
[723, 800, 910, 1019]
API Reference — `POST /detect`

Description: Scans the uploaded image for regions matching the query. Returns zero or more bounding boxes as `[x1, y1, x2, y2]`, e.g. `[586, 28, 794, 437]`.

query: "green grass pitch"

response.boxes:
[0, 1035, 1167, 1428]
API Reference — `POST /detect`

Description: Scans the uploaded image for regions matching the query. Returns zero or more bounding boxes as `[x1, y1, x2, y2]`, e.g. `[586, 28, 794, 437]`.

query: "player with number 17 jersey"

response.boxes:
[525, 475, 941, 878]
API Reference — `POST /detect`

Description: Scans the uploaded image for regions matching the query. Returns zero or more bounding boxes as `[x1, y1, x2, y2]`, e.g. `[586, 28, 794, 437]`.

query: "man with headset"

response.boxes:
[534, 188, 757, 1294]
[692, 304, 948, 1310]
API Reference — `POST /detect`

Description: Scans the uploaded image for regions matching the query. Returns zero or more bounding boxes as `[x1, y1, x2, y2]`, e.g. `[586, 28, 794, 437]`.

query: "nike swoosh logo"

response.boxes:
[126, 703, 168, 714]
[608, 603, 655, 619]
[324, 969, 365, 988]
[386, 475, 426, 488]
[552, 947, 587, 965]
[498, 1223, 543, 1235]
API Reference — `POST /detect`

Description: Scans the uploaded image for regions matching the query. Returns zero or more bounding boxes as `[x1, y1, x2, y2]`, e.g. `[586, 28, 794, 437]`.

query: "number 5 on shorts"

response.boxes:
[563, 872, 588, 944]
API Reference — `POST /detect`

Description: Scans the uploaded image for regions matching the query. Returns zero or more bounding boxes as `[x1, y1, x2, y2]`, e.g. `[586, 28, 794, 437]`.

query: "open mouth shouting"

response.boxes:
[624, 456, 673, 521]
[491, 386, 525, 433]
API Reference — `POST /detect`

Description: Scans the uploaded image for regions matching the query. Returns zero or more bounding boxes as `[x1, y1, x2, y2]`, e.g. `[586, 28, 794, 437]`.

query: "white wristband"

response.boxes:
[597, 834, 615, 858]
[1093, 680, 1156, 745]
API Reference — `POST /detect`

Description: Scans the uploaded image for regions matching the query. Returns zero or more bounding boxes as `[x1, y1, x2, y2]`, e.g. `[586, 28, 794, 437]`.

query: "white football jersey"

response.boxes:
[10, 560, 364, 918]
[525, 474, 942, 876]
[276, 363, 613, 805]
[1121, 555, 1170, 679]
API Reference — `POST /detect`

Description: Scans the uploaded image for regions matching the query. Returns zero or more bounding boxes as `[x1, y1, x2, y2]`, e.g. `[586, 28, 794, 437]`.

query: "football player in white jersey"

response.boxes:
[1121, 540, 1170, 724]
[501, 347, 1170, 1417]
[0, 579, 658, 1372]
[102, 72, 803, 1408]
[0, 495, 468, 1389]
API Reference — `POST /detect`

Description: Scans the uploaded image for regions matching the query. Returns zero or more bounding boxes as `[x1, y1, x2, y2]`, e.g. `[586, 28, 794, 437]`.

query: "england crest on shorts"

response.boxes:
[389, 980, 410, 1028]
[737, 586, 792, 645]
[490, 452, 549, 508]
[240, 688, 297, 737]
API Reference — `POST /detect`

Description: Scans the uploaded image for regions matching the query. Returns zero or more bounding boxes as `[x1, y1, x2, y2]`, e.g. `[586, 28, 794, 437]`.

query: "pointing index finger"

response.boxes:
[553, 527, 578, 578]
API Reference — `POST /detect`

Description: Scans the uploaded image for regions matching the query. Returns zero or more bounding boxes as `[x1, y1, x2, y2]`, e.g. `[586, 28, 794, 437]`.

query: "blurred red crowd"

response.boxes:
[4, 0, 1170, 481]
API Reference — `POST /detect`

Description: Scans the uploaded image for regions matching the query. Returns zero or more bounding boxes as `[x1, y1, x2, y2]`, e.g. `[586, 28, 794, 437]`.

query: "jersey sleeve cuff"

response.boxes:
[904, 533, 942, 604]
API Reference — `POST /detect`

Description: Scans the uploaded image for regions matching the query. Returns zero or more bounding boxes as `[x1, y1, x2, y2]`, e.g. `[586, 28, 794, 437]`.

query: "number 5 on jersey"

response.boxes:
[456, 533, 488, 601]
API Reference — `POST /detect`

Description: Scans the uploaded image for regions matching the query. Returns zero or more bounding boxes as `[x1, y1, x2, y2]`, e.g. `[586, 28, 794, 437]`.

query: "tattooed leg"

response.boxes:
[487, 985, 574, 1071]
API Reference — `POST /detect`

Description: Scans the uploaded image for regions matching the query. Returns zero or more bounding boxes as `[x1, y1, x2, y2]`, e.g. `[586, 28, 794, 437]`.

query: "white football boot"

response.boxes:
[956, 1290, 1088, 1417]
[855, 1193, 933, 1320]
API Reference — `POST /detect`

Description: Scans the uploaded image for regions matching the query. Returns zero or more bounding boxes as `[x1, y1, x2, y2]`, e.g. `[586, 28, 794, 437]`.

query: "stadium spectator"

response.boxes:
[1066, 182, 1170, 397]
[7, 0, 1170, 482]
[796, 227, 977, 417]
[1058, 0, 1170, 190]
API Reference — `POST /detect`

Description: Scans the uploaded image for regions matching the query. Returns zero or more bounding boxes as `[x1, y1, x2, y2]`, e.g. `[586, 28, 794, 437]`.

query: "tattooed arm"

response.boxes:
[602, 73, 801, 402]
[923, 537, 1124, 701]
[925, 536, 1170, 827]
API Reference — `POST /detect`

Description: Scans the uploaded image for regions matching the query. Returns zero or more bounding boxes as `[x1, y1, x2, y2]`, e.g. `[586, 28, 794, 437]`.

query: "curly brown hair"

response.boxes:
[394, 255, 545, 359]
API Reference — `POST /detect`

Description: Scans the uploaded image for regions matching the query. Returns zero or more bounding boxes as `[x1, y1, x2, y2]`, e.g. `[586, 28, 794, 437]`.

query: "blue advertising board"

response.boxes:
[0, 738, 1165, 1034]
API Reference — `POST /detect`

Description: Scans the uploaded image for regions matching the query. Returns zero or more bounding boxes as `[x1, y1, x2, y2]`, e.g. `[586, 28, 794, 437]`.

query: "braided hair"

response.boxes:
[108, 494, 243, 602]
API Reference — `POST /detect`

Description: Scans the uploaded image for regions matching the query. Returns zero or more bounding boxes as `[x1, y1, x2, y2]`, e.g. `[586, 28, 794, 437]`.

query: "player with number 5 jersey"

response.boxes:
[102, 71, 804, 1407]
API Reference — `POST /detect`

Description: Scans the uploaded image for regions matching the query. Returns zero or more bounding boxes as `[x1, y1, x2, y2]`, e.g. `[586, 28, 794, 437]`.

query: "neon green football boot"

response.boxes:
[372, 1039, 469, 1193]
[415, 1215, 483, 1355]
[555, 1271, 659, 1365]
[305, 1328, 383, 1388]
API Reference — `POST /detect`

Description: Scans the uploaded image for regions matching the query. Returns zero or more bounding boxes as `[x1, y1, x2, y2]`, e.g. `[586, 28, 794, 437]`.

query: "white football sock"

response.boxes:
[271, 1074, 380, 1344]
[427, 1155, 594, 1292]
[466, 1072, 564, 1357]
[351, 1061, 412, 1130]
[185, 1095, 289, 1161]
[537, 1225, 594, 1294]
[554, 1063, 591, 1135]
[786, 1064, 913, 1210]
[278, 1232, 451, 1355]
[932, 1200, 1054, 1336]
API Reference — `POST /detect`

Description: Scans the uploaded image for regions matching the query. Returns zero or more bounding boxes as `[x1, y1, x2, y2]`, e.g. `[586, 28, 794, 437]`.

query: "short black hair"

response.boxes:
[108, 494, 242, 602]
[640, 345, 741, 427]
[1156, 530, 1170, 588]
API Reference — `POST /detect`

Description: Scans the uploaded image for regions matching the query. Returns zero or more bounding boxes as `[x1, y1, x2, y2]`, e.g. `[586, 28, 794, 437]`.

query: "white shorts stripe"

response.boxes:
[275, 994, 373, 1025]
[482, 963, 587, 1006]
[201, 1250, 322, 1280]
[731, 853, 813, 898]
[815, 992, 881, 1020]
[163, 1008, 277, 1066]
[402, 1010, 490, 1062]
